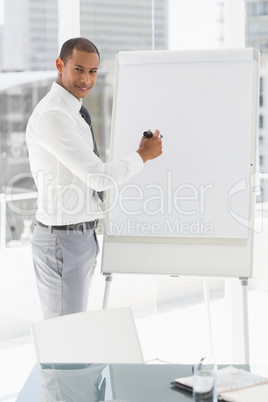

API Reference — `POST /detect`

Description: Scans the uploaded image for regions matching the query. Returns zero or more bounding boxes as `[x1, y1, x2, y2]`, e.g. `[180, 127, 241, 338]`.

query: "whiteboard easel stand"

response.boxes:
[101, 47, 258, 366]
[224, 276, 250, 366]
[102, 274, 113, 309]
[203, 278, 214, 359]
[240, 277, 250, 366]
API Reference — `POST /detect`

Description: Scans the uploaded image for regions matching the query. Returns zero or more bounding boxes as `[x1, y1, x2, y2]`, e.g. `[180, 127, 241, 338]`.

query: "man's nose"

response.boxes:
[80, 72, 91, 85]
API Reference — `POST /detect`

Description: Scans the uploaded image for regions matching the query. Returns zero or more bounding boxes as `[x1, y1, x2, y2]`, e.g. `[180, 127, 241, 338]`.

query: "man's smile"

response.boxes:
[75, 85, 90, 93]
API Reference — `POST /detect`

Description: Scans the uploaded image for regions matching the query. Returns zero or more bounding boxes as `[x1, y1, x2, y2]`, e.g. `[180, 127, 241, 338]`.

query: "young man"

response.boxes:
[26, 37, 162, 319]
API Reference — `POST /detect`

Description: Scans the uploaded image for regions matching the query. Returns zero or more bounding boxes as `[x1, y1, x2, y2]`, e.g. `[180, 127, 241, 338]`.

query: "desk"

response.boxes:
[17, 363, 248, 402]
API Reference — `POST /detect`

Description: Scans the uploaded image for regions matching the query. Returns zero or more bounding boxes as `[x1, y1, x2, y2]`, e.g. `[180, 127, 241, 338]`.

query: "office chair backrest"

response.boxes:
[30, 307, 144, 364]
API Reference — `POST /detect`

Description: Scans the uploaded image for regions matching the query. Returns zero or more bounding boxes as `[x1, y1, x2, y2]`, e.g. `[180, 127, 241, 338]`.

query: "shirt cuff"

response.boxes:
[125, 152, 144, 174]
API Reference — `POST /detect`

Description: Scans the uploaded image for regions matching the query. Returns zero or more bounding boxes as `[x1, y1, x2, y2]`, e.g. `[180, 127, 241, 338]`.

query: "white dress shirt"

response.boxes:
[26, 82, 143, 225]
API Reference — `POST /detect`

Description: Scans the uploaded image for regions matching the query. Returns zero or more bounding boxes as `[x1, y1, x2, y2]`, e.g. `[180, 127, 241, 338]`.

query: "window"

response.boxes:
[259, 1, 268, 15]
[259, 114, 264, 128]
[247, 2, 258, 16]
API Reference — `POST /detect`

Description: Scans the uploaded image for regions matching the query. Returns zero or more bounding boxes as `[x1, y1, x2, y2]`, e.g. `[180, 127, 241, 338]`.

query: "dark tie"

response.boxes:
[80, 105, 104, 202]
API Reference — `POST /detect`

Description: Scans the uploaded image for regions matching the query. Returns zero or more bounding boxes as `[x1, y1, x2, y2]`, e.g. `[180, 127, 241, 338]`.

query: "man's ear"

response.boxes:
[56, 57, 64, 73]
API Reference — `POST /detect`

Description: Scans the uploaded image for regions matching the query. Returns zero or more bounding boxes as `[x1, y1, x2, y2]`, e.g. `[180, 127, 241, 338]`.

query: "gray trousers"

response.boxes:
[31, 224, 99, 320]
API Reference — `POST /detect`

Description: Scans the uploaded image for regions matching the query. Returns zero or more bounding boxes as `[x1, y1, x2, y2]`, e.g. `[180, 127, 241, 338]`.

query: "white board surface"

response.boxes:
[101, 48, 259, 277]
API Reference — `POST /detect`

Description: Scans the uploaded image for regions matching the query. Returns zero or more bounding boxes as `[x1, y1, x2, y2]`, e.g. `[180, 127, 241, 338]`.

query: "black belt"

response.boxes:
[36, 220, 98, 231]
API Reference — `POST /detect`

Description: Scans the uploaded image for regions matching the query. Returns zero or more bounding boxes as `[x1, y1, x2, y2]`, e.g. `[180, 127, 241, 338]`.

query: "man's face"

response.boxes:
[56, 49, 99, 100]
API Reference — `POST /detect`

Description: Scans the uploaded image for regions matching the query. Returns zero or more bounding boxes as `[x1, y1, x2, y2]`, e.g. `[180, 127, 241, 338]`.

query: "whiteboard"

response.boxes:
[101, 48, 259, 278]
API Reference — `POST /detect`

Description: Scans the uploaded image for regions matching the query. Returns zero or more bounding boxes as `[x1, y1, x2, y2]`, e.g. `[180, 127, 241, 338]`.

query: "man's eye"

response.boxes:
[75, 68, 83, 72]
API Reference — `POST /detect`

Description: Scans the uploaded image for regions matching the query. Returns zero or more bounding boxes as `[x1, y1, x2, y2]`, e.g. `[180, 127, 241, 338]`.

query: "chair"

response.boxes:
[30, 307, 144, 364]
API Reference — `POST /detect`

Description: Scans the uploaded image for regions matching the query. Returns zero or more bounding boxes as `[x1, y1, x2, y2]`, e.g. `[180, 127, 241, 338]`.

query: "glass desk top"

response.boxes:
[17, 363, 196, 402]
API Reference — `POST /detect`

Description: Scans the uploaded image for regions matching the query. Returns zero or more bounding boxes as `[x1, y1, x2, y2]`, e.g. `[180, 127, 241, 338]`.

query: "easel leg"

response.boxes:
[102, 274, 113, 309]
[240, 277, 250, 366]
[203, 278, 214, 358]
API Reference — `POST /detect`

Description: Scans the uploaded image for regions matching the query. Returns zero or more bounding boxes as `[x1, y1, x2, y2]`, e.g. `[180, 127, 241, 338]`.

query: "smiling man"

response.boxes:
[26, 37, 162, 319]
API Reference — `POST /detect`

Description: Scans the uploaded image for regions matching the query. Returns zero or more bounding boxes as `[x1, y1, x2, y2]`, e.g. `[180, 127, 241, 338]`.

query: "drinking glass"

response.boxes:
[193, 357, 217, 402]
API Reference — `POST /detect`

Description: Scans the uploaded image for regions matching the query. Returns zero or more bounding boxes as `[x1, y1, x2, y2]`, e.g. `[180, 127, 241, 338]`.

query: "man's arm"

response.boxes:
[36, 112, 161, 191]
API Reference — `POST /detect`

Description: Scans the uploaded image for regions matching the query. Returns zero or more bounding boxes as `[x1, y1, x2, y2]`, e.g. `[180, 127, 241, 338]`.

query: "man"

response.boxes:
[26, 37, 162, 319]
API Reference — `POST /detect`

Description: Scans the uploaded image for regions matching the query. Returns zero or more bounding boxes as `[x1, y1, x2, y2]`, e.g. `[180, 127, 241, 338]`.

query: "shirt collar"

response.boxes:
[51, 82, 82, 114]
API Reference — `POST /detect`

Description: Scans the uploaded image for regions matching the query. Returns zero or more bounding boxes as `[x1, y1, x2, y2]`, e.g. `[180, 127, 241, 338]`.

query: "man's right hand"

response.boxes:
[136, 129, 163, 163]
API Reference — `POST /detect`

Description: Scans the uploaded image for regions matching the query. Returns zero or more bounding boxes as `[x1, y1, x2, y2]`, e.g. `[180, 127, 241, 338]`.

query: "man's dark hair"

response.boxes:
[59, 37, 100, 64]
